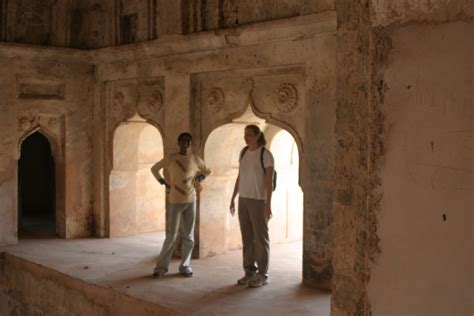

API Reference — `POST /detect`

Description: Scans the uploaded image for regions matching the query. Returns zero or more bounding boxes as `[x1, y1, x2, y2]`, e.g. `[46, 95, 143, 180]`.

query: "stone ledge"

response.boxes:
[0, 253, 181, 316]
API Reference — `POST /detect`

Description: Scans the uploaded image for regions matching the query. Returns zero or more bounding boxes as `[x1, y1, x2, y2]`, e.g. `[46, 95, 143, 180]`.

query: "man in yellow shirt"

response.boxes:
[151, 132, 211, 278]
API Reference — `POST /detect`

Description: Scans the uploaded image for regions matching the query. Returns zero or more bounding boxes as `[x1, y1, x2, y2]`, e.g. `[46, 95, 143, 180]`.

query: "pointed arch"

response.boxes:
[16, 117, 66, 238]
[17, 126, 63, 164]
[199, 107, 304, 258]
[108, 113, 166, 237]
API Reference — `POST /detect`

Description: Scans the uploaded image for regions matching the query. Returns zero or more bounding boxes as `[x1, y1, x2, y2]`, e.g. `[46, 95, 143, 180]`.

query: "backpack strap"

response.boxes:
[260, 147, 266, 174]
[240, 146, 249, 161]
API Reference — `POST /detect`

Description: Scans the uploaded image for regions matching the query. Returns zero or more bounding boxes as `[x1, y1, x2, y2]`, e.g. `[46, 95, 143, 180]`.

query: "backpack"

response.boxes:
[240, 146, 277, 191]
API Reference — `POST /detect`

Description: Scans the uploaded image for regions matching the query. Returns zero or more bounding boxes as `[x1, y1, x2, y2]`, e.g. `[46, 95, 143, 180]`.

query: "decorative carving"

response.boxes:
[48, 118, 59, 129]
[112, 92, 125, 111]
[275, 83, 298, 113]
[241, 78, 255, 91]
[206, 88, 225, 112]
[147, 90, 163, 113]
[19, 117, 32, 131]
[18, 82, 65, 100]
[242, 78, 257, 107]
[18, 114, 62, 133]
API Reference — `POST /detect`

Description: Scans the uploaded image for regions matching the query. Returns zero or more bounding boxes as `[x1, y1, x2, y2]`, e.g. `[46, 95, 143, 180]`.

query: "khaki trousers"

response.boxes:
[238, 197, 270, 277]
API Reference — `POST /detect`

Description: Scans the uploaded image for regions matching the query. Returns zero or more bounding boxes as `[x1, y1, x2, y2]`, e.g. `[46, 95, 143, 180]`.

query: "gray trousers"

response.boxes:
[238, 197, 270, 277]
[154, 201, 196, 273]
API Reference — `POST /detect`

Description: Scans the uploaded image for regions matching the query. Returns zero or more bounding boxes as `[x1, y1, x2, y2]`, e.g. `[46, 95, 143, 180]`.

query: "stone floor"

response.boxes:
[3, 232, 330, 315]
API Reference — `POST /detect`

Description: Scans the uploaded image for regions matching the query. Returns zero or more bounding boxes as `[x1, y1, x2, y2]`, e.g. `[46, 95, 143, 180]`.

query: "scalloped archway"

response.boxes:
[108, 114, 165, 237]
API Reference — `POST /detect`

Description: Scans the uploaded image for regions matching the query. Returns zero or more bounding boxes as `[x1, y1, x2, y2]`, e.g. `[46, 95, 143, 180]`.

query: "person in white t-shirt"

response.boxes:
[229, 125, 274, 288]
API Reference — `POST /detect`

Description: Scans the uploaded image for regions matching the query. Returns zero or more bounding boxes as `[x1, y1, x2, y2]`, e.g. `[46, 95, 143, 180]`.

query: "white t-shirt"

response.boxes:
[238, 147, 274, 200]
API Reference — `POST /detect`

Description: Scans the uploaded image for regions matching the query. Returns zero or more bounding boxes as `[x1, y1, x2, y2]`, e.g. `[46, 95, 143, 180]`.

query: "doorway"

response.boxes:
[18, 132, 56, 237]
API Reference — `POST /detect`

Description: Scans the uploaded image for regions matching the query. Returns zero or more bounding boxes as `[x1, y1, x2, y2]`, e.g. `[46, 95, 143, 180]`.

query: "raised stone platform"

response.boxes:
[0, 233, 330, 315]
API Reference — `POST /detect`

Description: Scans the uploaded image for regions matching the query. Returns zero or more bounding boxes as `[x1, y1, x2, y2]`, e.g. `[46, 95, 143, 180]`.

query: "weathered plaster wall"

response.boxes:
[0, 44, 94, 243]
[0, 0, 335, 49]
[70, 0, 178, 49]
[368, 21, 473, 316]
[333, 0, 473, 314]
[182, 0, 334, 33]
[69, 0, 115, 49]
[3, 0, 71, 46]
[370, 0, 474, 27]
[92, 13, 337, 288]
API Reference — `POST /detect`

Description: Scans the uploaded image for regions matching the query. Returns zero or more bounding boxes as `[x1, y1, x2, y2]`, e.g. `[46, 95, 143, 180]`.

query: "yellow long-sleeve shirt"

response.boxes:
[151, 153, 212, 204]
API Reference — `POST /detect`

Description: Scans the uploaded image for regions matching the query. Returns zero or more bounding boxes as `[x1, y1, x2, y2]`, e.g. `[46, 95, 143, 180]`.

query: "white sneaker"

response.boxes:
[179, 266, 193, 277]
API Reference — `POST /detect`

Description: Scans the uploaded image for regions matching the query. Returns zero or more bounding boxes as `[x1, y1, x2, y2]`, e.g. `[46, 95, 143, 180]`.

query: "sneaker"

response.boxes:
[249, 274, 268, 288]
[179, 266, 193, 278]
[152, 271, 165, 279]
[237, 272, 256, 285]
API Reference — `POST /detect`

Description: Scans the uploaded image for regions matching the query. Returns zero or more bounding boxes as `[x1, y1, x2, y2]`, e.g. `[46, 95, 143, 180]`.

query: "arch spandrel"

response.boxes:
[105, 78, 166, 174]
[192, 67, 305, 159]
[16, 114, 65, 164]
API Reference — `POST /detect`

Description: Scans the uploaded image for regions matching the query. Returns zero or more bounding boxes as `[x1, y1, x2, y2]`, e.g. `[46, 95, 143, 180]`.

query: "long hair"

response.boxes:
[245, 125, 266, 146]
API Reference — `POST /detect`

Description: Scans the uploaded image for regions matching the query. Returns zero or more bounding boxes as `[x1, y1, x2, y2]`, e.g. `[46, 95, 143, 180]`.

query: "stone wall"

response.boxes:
[0, 44, 94, 243]
[82, 0, 334, 48]
[0, 0, 335, 49]
[181, 0, 334, 33]
[333, 0, 473, 314]
[0, 253, 178, 315]
[2, 0, 70, 46]
[69, 0, 114, 49]
[368, 21, 473, 316]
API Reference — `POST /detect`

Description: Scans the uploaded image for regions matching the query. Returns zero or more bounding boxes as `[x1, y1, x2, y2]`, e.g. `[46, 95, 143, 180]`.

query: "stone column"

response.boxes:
[302, 33, 337, 290]
[332, 0, 387, 314]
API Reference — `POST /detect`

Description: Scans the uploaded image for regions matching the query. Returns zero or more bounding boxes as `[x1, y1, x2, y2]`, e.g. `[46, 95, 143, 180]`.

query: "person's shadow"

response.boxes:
[149, 272, 183, 279]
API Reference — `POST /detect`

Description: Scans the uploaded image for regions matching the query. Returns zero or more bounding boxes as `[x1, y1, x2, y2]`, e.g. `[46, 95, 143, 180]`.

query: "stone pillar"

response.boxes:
[0, 55, 18, 245]
[302, 33, 337, 290]
[332, 0, 387, 314]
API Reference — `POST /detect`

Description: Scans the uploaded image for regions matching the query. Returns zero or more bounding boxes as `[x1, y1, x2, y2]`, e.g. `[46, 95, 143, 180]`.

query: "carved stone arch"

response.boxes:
[107, 112, 166, 237]
[16, 115, 65, 163]
[16, 116, 66, 238]
[198, 94, 259, 152]
[144, 119, 165, 144]
[18, 127, 61, 163]
[106, 111, 140, 174]
[200, 102, 304, 187]
[107, 112, 165, 173]
[248, 101, 304, 158]
[199, 102, 306, 258]
[137, 111, 165, 140]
